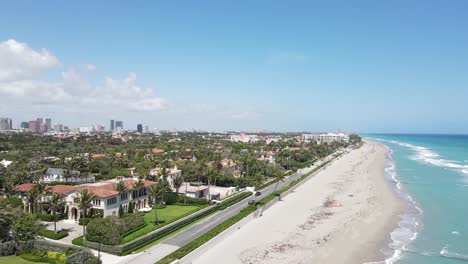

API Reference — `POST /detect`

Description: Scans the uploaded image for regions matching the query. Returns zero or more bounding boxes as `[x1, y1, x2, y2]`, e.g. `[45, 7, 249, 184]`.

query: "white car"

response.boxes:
[138, 207, 152, 213]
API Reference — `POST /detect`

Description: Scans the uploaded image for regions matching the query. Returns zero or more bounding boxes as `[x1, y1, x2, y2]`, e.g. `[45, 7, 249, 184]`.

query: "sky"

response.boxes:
[0, 1, 467, 133]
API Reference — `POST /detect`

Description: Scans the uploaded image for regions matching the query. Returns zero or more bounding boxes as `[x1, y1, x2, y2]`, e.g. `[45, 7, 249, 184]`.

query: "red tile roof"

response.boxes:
[14, 178, 157, 198]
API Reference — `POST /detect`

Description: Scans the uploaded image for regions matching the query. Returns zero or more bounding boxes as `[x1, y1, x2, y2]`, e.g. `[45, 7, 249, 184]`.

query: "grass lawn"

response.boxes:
[121, 204, 201, 244]
[0, 256, 47, 264]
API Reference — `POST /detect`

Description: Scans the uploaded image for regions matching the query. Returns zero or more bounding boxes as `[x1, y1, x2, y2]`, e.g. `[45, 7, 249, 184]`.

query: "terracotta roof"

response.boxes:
[14, 178, 157, 198]
[47, 185, 77, 194]
[91, 153, 107, 159]
[15, 183, 35, 192]
[150, 148, 165, 154]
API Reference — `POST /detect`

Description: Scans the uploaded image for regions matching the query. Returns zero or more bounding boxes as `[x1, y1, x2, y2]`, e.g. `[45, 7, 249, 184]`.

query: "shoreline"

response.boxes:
[193, 140, 405, 264]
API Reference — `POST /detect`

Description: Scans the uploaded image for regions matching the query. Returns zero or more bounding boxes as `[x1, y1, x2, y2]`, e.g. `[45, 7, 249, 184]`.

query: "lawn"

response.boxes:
[0, 256, 47, 264]
[121, 204, 201, 243]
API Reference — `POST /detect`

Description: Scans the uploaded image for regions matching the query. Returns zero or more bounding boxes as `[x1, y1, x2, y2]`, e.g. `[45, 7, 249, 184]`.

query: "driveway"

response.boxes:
[42, 220, 83, 244]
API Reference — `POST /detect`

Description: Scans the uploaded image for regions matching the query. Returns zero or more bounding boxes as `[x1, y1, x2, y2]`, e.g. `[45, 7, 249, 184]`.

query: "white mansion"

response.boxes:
[15, 176, 156, 221]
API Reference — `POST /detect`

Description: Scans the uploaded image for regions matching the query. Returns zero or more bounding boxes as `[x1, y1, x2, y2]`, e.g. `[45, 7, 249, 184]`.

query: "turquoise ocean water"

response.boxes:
[365, 134, 468, 264]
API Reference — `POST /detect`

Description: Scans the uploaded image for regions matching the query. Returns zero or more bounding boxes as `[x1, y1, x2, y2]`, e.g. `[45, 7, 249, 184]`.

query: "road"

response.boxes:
[118, 155, 335, 264]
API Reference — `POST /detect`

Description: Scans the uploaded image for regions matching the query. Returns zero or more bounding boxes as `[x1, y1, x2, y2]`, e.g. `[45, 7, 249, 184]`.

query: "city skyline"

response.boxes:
[1, 1, 468, 133]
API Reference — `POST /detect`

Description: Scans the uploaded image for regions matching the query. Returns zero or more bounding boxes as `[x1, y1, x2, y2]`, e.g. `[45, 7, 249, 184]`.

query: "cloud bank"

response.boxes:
[0, 39, 167, 113]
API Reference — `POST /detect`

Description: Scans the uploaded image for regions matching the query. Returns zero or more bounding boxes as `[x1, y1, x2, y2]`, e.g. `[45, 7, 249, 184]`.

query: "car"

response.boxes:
[248, 199, 256, 205]
[138, 207, 151, 213]
[255, 191, 262, 196]
[211, 200, 222, 204]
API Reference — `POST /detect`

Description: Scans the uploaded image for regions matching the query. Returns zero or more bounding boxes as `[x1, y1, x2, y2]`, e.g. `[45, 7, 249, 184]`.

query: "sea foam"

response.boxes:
[379, 139, 468, 177]
[365, 147, 423, 264]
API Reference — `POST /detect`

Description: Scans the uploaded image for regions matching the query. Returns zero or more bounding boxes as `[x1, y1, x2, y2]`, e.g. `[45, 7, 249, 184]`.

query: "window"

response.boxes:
[106, 197, 117, 206]
[93, 199, 101, 206]
[121, 193, 128, 201]
[74, 197, 79, 203]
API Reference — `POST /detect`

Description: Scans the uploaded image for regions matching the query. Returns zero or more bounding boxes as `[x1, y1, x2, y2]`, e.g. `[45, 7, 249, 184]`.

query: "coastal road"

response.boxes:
[117, 156, 334, 264]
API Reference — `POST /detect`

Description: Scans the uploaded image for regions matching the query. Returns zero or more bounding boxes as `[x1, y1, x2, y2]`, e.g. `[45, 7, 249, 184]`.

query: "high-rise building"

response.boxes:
[45, 118, 52, 131]
[53, 124, 63, 132]
[137, 124, 143, 133]
[20, 122, 29, 129]
[29, 120, 40, 133]
[36, 117, 43, 125]
[144, 125, 149, 133]
[115, 121, 123, 130]
[0, 118, 12, 130]
[110, 120, 115, 131]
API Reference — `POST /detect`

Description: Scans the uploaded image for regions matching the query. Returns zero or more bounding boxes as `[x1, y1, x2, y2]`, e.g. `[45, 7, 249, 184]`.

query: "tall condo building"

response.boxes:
[20, 122, 29, 129]
[137, 124, 143, 133]
[45, 118, 52, 131]
[110, 120, 115, 131]
[115, 121, 123, 130]
[0, 118, 12, 130]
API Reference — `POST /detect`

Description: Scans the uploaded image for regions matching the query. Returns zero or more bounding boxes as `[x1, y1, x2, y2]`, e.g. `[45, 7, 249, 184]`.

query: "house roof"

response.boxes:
[46, 168, 80, 176]
[15, 183, 35, 192]
[14, 178, 157, 198]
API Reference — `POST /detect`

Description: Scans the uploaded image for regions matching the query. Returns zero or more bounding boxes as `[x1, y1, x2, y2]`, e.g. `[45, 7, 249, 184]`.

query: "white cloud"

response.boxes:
[85, 64, 96, 71]
[267, 51, 306, 65]
[0, 39, 59, 81]
[0, 39, 167, 113]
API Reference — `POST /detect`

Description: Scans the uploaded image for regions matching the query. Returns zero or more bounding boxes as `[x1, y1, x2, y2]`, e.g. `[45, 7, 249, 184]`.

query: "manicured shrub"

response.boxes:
[78, 218, 92, 226]
[86, 218, 121, 245]
[40, 229, 69, 240]
[33, 213, 67, 222]
[175, 196, 209, 205]
[71, 236, 84, 246]
[0, 241, 16, 256]
[20, 252, 48, 262]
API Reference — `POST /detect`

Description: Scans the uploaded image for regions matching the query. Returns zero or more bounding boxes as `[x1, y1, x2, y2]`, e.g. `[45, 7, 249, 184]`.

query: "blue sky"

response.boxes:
[0, 1, 467, 133]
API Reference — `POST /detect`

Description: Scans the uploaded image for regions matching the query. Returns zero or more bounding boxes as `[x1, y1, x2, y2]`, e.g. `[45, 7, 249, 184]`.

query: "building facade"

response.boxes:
[15, 176, 156, 221]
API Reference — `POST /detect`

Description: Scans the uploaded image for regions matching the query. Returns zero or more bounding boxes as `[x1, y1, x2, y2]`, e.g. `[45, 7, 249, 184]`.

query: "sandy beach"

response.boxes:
[192, 140, 405, 264]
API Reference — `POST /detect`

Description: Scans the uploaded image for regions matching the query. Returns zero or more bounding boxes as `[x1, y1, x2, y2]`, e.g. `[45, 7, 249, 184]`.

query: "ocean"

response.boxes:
[365, 134, 468, 264]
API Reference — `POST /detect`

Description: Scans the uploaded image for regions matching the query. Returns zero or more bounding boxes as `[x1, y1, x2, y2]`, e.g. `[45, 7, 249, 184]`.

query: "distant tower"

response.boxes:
[45, 118, 52, 131]
[115, 121, 123, 130]
[110, 120, 115, 131]
[137, 124, 143, 133]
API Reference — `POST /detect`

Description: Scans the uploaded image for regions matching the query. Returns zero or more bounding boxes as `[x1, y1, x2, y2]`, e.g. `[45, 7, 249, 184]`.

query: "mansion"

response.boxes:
[15, 176, 156, 221]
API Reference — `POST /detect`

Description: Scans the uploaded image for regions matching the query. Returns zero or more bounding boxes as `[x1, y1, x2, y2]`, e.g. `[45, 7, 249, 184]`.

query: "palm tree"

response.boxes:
[3, 181, 14, 199]
[148, 185, 161, 224]
[114, 181, 127, 194]
[27, 188, 39, 213]
[77, 189, 95, 239]
[133, 179, 145, 210]
[32, 183, 49, 213]
[273, 169, 286, 193]
[173, 175, 183, 194]
[48, 193, 64, 233]
[206, 168, 216, 200]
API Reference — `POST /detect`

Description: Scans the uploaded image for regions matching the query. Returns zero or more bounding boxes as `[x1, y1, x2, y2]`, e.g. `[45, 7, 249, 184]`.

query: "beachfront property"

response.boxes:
[229, 134, 259, 143]
[149, 166, 182, 189]
[14, 176, 157, 221]
[39, 168, 96, 183]
[302, 133, 350, 143]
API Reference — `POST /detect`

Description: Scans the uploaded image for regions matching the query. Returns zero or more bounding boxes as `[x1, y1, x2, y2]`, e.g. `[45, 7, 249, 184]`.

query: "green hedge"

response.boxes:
[218, 191, 252, 210]
[71, 236, 84, 246]
[40, 229, 69, 240]
[157, 205, 257, 264]
[34, 213, 67, 222]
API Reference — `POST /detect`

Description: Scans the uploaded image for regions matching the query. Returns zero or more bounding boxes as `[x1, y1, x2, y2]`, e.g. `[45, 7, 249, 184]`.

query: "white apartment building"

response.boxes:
[302, 133, 350, 143]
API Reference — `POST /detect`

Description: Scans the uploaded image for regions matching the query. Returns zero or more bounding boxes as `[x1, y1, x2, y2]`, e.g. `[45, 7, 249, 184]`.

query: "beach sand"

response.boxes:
[192, 140, 404, 264]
